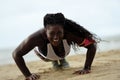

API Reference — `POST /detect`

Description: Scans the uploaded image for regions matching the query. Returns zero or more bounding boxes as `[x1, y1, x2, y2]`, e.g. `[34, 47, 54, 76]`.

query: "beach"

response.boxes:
[0, 0, 120, 80]
[0, 49, 120, 80]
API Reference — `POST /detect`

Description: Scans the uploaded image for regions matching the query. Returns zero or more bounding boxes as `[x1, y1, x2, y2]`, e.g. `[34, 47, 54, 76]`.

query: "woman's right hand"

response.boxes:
[25, 73, 40, 80]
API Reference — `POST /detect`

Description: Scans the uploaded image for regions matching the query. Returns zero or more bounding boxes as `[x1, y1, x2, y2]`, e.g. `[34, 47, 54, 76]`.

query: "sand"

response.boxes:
[0, 49, 120, 80]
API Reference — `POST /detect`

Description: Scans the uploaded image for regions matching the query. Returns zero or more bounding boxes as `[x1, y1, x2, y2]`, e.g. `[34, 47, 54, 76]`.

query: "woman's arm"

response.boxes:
[12, 38, 33, 77]
[73, 39, 97, 74]
[84, 43, 97, 70]
[12, 34, 40, 79]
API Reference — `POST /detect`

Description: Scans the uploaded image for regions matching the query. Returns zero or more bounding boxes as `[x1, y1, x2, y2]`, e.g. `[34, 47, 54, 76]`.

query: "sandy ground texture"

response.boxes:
[0, 49, 120, 80]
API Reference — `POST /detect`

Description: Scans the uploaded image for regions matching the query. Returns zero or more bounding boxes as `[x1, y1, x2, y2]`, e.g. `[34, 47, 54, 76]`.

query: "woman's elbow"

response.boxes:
[12, 50, 22, 61]
[12, 51, 18, 60]
[86, 43, 97, 51]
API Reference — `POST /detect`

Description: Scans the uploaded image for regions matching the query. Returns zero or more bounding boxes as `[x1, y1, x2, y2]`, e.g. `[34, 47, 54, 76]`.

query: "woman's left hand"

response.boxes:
[73, 69, 91, 75]
[25, 73, 40, 80]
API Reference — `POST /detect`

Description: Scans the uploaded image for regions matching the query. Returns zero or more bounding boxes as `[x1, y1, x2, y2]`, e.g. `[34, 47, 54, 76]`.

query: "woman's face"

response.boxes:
[46, 24, 64, 46]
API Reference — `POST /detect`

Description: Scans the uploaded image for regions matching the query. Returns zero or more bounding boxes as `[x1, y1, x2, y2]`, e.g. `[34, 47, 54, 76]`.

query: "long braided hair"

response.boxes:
[43, 13, 100, 45]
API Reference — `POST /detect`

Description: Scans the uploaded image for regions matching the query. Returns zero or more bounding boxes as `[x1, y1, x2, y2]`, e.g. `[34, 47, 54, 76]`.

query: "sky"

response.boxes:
[0, 0, 120, 49]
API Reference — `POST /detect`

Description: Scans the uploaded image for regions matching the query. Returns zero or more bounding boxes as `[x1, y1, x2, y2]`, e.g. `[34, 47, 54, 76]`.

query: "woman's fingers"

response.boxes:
[73, 69, 91, 75]
[31, 74, 39, 80]
[25, 74, 40, 80]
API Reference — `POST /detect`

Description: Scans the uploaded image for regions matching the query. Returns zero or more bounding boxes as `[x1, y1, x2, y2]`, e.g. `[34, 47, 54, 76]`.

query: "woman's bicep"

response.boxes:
[79, 38, 95, 47]
[13, 37, 36, 56]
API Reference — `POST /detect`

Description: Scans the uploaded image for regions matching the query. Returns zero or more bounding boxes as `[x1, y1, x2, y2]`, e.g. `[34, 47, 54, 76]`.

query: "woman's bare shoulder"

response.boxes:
[28, 28, 45, 39]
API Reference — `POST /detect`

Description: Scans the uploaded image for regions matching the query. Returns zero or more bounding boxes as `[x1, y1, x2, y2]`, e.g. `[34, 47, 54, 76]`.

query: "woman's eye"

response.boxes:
[49, 31, 63, 36]
[49, 32, 55, 36]
[57, 32, 62, 35]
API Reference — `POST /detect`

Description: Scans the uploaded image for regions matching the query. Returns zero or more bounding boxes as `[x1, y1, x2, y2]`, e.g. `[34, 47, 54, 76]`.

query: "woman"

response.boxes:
[12, 13, 98, 80]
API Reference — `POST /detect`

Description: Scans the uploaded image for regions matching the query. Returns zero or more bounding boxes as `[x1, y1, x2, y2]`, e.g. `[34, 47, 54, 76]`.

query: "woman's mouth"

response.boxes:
[53, 39, 59, 42]
[52, 39, 61, 46]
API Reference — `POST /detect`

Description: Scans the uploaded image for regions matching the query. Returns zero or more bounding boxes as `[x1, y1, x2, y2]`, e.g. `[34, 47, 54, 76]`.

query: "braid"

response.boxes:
[44, 13, 65, 27]
[64, 19, 92, 38]
[43, 12, 100, 43]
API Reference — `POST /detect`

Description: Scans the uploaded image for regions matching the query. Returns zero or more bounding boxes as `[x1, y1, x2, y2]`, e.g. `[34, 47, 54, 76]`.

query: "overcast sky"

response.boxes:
[0, 0, 120, 49]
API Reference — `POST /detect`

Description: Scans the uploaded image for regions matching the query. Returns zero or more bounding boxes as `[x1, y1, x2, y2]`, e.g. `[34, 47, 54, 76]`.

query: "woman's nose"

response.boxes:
[53, 34, 59, 40]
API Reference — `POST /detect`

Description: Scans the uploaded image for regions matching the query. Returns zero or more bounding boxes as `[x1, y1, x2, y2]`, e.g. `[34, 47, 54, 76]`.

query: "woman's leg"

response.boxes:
[52, 58, 69, 69]
[59, 59, 69, 68]
[52, 60, 60, 70]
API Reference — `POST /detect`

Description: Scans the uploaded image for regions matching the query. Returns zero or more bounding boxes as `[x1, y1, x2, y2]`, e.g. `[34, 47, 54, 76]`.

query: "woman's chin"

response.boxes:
[51, 40, 62, 46]
[52, 42, 60, 46]
[52, 43, 59, 46]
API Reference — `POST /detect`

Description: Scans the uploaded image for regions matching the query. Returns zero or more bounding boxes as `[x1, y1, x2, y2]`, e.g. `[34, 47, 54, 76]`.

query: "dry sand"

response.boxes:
[0, 49, 120, 80]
